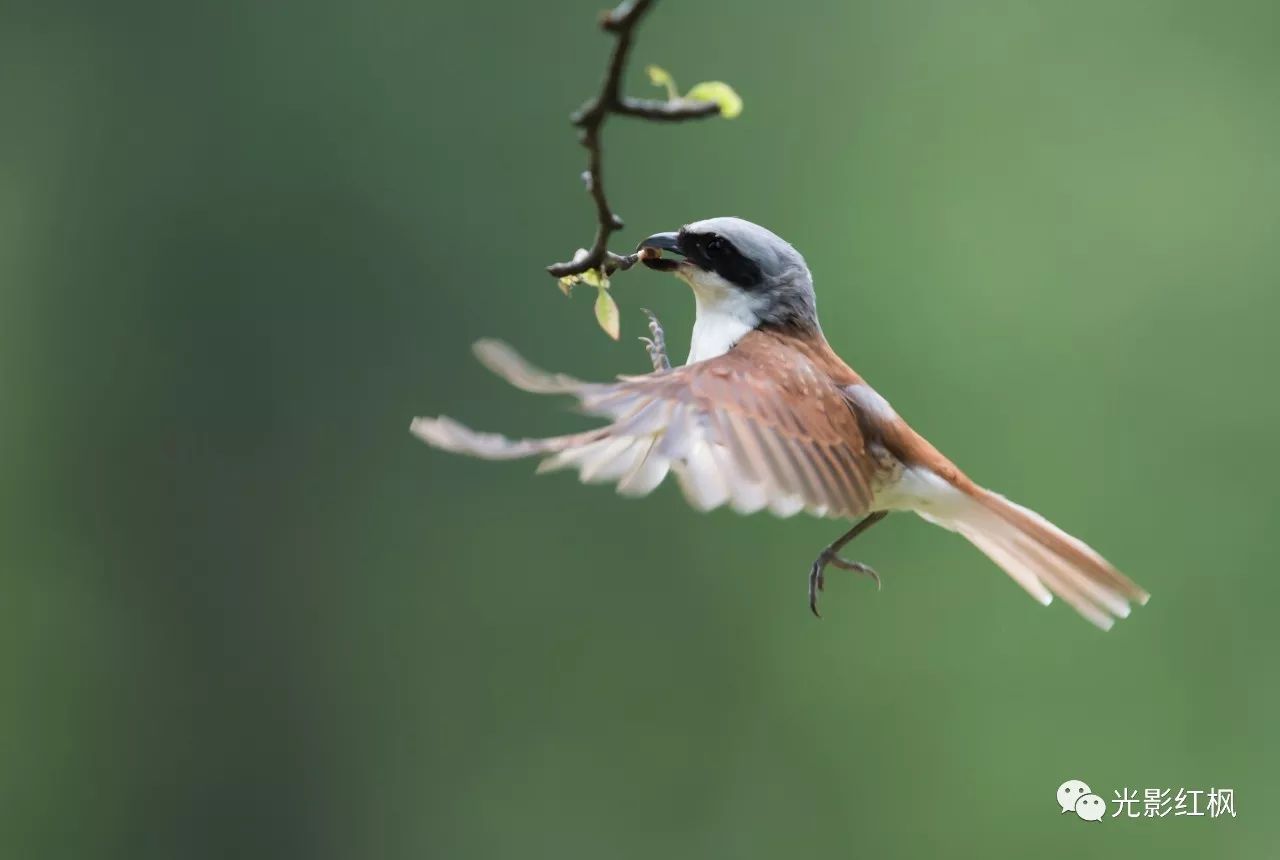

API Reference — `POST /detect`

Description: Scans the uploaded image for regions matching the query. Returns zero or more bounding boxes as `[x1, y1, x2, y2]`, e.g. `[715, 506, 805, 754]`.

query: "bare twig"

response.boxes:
[545, 0, 721, 280]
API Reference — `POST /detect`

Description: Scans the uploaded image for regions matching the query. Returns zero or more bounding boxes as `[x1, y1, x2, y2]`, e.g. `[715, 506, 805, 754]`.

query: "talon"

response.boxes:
[806, 513, 888, 617]
[640, 308, 670, 371]
[830, 556, 881, 590]
[808, 560, 823, 618]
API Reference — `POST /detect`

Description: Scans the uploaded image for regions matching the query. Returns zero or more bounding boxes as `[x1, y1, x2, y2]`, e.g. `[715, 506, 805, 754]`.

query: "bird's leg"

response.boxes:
[638, 308, 671, 372]
[809, 511, 889, 618]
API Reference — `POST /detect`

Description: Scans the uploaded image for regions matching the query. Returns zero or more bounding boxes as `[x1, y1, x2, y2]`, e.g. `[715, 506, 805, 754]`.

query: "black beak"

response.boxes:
[637, 231, 682, 254]
[637, 231, 683, 271]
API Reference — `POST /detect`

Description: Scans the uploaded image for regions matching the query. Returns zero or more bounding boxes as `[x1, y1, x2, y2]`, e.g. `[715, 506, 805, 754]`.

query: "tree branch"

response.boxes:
[545, 0, 720, 280]
[615, 96, 721, 122]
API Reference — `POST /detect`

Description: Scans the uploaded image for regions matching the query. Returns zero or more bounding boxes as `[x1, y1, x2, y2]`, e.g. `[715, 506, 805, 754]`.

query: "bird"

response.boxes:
[411, 217, 1148, 628]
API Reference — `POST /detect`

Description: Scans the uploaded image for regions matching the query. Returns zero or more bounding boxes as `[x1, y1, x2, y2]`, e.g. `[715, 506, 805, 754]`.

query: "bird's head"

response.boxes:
[638, 217, 818, 334]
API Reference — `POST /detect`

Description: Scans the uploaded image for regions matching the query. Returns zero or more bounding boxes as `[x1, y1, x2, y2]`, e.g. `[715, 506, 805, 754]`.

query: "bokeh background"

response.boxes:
[3, 0, 1278, 857]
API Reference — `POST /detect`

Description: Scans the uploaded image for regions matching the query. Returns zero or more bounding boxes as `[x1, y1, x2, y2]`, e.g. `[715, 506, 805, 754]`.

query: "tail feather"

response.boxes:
[944, 486, 1147, 630]
[954, 523, 1055, 608]
[976, 489, 1149, 605]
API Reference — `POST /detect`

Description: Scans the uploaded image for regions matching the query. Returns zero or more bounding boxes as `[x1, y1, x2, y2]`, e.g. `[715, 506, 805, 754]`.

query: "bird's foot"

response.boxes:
[808, 548, 881, 618]
[638, 308, 671, 372]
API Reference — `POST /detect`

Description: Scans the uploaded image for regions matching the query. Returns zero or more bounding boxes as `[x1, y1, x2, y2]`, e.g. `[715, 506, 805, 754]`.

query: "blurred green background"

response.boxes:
[3, 0, 1278, 857]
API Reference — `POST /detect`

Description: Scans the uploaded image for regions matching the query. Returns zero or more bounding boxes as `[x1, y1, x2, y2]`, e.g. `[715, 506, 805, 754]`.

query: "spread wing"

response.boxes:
[411, 330, 880, 519]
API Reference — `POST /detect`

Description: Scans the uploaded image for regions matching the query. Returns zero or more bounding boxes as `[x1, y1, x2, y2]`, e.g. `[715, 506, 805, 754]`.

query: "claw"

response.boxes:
[639, 307, 670, 371]
[808, 560, 823, 618]
[829, 556, 881, 590]
[807, 513, 888, 617]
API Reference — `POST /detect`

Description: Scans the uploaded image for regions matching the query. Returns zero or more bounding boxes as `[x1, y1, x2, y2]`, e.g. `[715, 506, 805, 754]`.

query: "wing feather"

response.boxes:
[412, 330, 884, 520]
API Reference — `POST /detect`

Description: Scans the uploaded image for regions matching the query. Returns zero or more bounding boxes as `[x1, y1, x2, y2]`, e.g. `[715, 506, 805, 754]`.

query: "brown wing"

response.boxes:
[411, 330, 879, 519]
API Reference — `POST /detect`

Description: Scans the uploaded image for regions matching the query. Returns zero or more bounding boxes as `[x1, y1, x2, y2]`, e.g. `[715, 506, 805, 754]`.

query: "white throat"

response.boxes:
[680, 267, 761, 364]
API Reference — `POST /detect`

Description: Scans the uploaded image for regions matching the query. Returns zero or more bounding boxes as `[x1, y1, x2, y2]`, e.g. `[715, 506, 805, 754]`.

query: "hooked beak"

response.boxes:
[637, 231, 683, 271]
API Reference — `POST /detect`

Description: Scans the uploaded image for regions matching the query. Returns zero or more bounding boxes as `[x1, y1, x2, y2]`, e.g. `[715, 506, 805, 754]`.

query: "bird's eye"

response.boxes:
[704, 236, 726, 258]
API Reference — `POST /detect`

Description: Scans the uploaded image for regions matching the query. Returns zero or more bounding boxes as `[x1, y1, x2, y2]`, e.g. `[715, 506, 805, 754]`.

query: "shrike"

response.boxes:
[412, 217, 1148, 628]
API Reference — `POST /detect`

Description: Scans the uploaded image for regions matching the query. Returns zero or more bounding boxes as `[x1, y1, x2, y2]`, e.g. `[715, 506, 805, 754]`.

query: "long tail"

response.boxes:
[935, 485, 1149, 630]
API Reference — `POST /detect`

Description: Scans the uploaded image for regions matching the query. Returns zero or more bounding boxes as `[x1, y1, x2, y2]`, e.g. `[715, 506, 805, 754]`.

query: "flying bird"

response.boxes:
[411, 217, 1148, 628]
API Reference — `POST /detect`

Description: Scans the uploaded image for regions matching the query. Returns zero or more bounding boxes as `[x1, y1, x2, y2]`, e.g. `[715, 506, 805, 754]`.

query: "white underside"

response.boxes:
[873, 465, 965, 514]
[678, 264, 761, 364]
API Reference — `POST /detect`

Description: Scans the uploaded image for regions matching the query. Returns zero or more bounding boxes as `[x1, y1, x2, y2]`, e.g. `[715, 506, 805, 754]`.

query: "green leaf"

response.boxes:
[594, 287, 620, 340]
[557, 248, 595, 296]
[581, 267, 609, 289]
[685, 81, 743, 119]
[646, 64, 679, 101]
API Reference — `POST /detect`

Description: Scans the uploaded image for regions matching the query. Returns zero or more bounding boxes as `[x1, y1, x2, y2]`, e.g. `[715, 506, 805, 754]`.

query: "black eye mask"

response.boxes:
[679, 232, 765, 289]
